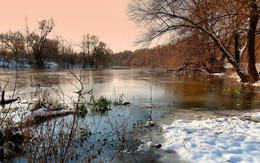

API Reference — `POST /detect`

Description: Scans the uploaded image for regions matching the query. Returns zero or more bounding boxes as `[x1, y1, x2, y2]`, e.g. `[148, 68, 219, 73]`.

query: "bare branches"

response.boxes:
[128, 0, 259, 83]
[0, 31, 26, 59]
[25, 18, 55, 68]
[79, 34, 111, 68]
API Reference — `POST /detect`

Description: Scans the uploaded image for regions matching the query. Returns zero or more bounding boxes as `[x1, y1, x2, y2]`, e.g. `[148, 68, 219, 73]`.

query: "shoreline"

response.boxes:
[138, 106, 260, 162]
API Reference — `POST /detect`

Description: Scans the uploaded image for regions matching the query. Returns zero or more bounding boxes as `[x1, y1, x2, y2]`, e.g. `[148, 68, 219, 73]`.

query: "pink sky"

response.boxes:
[0, 0, 140, 52]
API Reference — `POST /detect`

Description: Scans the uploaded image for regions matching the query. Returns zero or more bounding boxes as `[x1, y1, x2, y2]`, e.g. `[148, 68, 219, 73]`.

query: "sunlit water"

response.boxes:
[1, 68, 259, 110]
[0, 67, 260, 162]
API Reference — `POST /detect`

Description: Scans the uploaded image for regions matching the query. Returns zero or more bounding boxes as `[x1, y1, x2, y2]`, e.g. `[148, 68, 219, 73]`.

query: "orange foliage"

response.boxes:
[112, 34, 220, 69]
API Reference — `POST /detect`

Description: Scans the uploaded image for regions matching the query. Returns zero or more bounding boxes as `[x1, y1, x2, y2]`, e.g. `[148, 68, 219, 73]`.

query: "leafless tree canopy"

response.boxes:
[128, 0, 259, 83]
[26, 18, 55, 68]
[79, 34, 111, 68]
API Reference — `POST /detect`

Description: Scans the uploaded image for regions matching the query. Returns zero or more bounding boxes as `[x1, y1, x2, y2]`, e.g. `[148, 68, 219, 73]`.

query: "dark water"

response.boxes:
[0, 68, 259, 162]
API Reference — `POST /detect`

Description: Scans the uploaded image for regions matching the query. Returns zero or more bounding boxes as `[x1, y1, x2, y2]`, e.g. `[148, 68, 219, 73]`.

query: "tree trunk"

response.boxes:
[196, 26, 249, 83]
[247, 1, 259, 83]
[234, 32, 240, 63]
[82, 55, 87, 68]
[35, 51, 45, 68]
[230, 60, 249, 83]
[90, 56, 95, 68]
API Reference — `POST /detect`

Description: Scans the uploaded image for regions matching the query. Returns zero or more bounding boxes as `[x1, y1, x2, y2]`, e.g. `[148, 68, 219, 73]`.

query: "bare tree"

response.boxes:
[56, 36, 77, 66]
[43, 39, 59, 62]
[80, 34, 99, 68]
[25, 18, 55, 68]
[94, 42, 112, 68]
[128, 0, 259, 83]
[0, 31, 26, 60]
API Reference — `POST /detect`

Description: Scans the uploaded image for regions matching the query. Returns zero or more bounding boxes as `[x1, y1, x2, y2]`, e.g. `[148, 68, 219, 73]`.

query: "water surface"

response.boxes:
[1, 68, 260, 162]
[1, 68, 259, 111]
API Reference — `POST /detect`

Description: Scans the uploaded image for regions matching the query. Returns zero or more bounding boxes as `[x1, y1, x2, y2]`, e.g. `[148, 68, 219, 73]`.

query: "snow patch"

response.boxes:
[161, 112, 260, 162]
[0, 56, 59, 68]
[252, 81, 260, 87]
[224, 63, 233, 69]
[0, 57, 31, 68]
[210, 73, 226, 77]
[0, 102, 72, 125]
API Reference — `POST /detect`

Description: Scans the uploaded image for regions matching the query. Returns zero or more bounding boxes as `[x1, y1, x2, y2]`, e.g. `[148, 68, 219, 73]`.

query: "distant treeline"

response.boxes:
[0, 19, 259, 72]
[0, 19, 111, 68]
[112, 35, 260, 73]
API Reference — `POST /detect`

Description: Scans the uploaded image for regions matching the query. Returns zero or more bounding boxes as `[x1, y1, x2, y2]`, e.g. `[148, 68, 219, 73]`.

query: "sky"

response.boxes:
[0, 0, 140, 53]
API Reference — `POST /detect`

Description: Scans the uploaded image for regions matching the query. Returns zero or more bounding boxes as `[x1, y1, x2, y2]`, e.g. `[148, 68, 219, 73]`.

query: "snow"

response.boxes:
[160, 113, 260, 162]
[253, 81, 260, 87]
[217, 63, 260, 86]
[0, 56, 59, 68]
[224, 63, 233, 69]
[0, 102, 72, 125]
[210, 73, 226, 77]
[21, 107, 72, 124]
[0, 57, 31, 68]
[45, 61, 59, 68]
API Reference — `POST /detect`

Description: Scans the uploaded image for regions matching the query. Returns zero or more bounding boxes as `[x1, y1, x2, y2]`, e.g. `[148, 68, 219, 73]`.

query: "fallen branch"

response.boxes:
[0, 90, 19, 105]
[168, 57, 203, 74]
[172, 58, 193, 73]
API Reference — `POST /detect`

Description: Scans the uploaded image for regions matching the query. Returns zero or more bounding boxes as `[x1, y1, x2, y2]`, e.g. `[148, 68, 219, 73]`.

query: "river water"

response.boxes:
[0, 67, 260, 162]
[1, 67, 259, 110]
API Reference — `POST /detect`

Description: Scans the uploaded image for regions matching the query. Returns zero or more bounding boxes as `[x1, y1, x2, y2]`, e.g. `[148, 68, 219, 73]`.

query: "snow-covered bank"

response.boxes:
[0, 57, 31, 68]
[0, 100, 73, 127]
[161, 113, 260, 162]
[216, 63, 260, 87]
[0, 56, 59, 68]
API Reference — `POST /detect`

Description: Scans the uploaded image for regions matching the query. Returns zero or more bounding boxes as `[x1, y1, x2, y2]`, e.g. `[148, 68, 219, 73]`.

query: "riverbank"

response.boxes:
[136, 63, 260, 162]
[138, 108, 260, 163]
[162, 112, 260, 162]
[0, 67, 259, 162]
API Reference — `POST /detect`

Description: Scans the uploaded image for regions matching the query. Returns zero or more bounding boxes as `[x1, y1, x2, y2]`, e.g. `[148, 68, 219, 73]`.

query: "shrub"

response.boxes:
[88, 95, 111, 113]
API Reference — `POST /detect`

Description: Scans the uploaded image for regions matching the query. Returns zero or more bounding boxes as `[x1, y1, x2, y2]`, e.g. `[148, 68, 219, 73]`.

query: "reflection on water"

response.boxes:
[164, 75, 259, 110]
[0, 68, 259, 110]
[1, 68, 260, 162]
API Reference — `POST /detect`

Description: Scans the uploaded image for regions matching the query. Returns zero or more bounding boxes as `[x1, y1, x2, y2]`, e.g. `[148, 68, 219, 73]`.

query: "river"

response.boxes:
[1, 67, 259, 110]
[0, 67, 259, 162]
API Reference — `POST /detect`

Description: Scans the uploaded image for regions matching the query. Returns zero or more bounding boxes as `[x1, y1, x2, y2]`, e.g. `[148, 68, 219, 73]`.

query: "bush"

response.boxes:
[88, 95, 111, 113]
